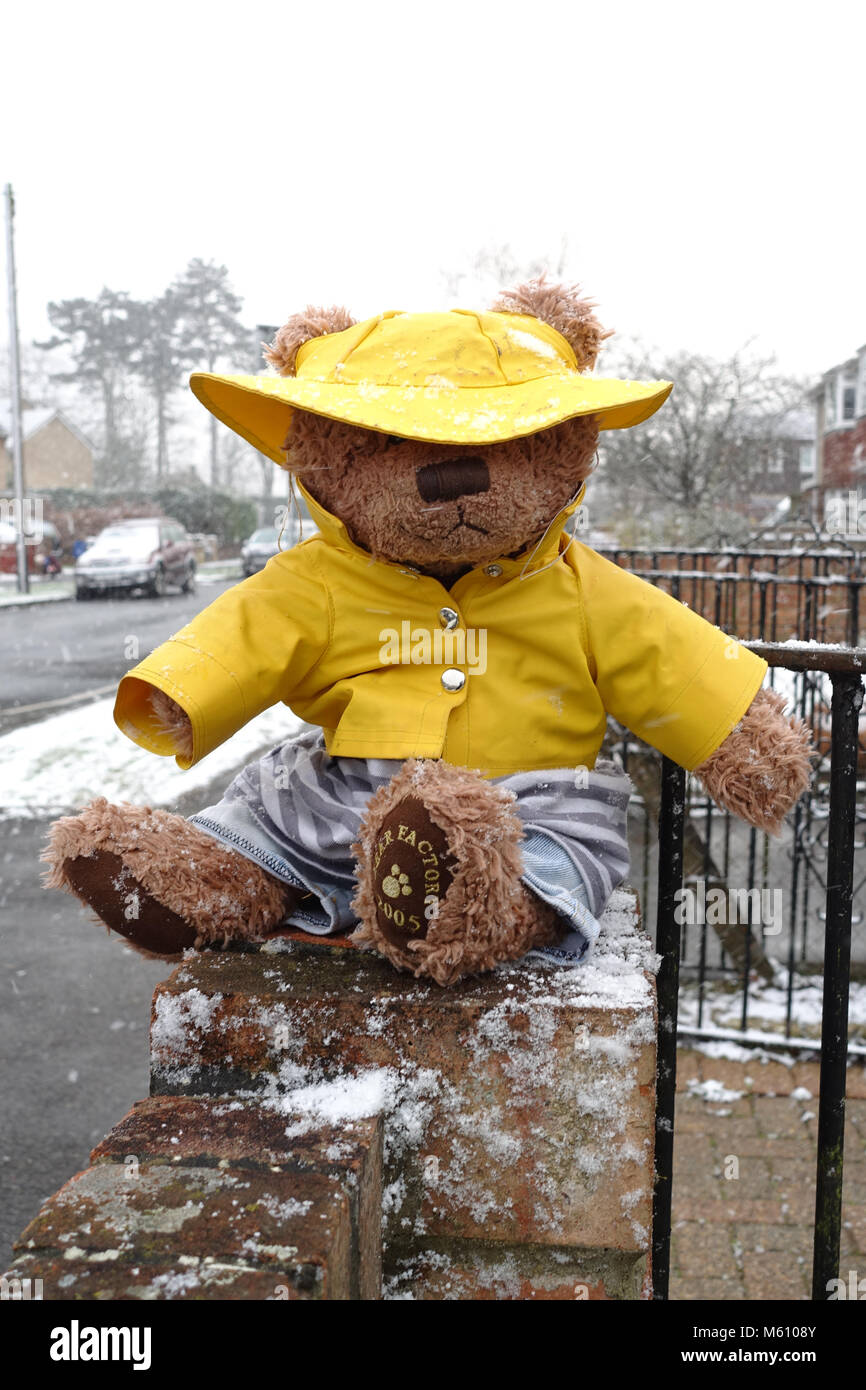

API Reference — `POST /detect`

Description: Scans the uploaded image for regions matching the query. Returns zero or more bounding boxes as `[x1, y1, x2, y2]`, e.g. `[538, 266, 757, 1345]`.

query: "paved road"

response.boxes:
[0, 578, 235, 734]
[0, 575, 252, 1269]
[0, 769, 231, 1273]
[0, 815, 169, 1272]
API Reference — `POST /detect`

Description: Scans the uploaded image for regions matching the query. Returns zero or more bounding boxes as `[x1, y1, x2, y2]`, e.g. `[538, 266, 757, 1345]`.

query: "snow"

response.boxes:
[280, 1072, 394, 1133]
[687, 1077, 745, 1104]
[0, 585, 72, 609]
[679, 974, 866, 1043]
[149, 885, 659, 1285]
[151, 988, 226, 1055]
[0, 696, 304, 817]
[0, 404, 58, 440]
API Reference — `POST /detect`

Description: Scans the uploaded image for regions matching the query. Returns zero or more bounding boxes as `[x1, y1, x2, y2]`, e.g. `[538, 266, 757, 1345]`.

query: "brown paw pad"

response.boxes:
[371, 797, 455, 950]
[63, 850, 198, 957]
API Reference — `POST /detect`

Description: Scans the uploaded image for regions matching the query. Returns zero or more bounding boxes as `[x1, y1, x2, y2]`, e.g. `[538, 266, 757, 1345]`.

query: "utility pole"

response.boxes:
[4, 183, 28, 595]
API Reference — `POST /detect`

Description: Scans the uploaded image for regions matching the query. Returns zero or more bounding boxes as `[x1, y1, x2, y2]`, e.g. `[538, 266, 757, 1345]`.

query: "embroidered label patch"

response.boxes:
[371, 796, 454, 950]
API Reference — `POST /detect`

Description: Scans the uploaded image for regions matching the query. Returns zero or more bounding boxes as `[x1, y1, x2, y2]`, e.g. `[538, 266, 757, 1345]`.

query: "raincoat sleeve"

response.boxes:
[113, 545, 331, 769]
[570, 543, 768, 771]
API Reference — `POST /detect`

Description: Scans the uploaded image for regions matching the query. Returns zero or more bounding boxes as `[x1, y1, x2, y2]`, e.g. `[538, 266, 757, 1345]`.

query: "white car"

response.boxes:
[75, 518, 196, 599]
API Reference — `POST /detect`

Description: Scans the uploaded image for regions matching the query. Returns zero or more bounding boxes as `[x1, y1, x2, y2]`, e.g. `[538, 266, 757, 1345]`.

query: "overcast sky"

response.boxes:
[2, 0, 864, 383]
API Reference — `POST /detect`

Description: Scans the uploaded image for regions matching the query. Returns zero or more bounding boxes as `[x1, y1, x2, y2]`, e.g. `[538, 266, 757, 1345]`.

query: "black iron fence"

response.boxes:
[595, 544, 866, 648]
[648, 642, 864, 1301]
[602, 547, 865, 1299]
[599, 546, 866, 1046]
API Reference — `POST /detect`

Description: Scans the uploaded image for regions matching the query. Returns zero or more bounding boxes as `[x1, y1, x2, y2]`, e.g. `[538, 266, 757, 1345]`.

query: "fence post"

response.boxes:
[652, 758, 685, 1300]
[812, 669, 863, 1299]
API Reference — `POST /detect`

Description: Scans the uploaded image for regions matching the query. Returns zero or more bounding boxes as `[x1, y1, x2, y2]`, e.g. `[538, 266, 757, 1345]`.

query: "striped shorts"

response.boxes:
[190, 729, 633, 964]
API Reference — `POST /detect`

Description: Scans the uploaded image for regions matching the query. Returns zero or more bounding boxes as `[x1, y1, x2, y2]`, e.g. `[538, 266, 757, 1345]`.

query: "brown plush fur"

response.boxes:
[492, 274, 613, 372]
[695, 688, 813, 836]
[264, 306, 356, 376]
[43, 799, 294, 946]
[352, 760, 562, 986]
[149, 687, 193, 760]
[289, 410, 598, 582]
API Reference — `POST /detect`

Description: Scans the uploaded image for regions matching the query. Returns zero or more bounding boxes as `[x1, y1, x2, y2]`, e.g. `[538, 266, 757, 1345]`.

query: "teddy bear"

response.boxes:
[44, 277, 813, 986]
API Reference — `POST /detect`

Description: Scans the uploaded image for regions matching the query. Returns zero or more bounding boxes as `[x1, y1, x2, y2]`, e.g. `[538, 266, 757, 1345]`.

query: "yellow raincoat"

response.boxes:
[114, 483, 767, 777]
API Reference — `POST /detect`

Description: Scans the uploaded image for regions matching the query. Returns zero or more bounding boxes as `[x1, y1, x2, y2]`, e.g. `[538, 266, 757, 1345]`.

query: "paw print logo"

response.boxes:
[382, 864, 412, 899]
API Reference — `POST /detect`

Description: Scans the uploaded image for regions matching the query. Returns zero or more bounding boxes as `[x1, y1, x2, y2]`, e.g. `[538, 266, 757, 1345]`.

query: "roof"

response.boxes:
[773, 407, 816, 440]
[0, 404, 95, 451]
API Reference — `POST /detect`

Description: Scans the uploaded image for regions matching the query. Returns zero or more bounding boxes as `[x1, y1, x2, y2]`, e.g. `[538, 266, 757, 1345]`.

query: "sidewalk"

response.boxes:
[0, 576, 72, 608]
[0, 560, 243, 610]
[671, 1048, 866, 1300]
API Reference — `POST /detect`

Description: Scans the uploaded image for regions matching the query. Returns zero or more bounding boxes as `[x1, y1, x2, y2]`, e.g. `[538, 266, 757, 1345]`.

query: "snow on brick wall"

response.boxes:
[149, 889, 658, 1282]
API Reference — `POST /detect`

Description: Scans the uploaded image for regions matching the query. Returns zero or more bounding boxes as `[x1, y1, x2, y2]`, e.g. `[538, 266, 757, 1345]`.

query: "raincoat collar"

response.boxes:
[295, 479, 587, 581]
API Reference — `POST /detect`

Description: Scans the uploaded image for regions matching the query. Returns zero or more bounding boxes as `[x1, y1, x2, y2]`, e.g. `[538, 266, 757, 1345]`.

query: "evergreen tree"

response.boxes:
[171, 259, 250, 487]
[132, 291, 186, 481]
[38, 289, 147, 485]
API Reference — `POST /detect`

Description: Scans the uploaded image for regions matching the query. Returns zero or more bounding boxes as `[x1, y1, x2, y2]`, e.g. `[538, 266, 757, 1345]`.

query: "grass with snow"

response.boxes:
[0, 697, 304, 817]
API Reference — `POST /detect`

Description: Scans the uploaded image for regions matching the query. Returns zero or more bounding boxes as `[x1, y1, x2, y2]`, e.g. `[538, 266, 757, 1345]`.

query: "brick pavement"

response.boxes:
[670, 1049, 866, 1300]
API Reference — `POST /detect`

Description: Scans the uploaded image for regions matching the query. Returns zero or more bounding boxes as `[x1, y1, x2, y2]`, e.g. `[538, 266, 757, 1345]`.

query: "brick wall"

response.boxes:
[823, 420, 866, 490]
[2, 891, 658, 1301]
[598, 548, 866, 647]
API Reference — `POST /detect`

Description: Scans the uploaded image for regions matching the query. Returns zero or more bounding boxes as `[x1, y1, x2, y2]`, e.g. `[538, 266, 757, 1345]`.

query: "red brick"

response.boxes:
[741, 1251, 810, 1301]
[4, 1251, 318, 1300]
[384, 1244, 650, 1301]
[148, 909, 657, 1259]
[669, 1274, 742, 1301]
[89, 1096, 383, 1300]
[845, 1066, 866, 1101]
[675, 1049, 704, 1092]
[10, 1163, 352, 1300]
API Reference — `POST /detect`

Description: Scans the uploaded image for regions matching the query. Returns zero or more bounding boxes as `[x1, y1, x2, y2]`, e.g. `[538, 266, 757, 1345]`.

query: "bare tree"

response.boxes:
[441, 239, 571, 303]
[595, 340, 809, 546]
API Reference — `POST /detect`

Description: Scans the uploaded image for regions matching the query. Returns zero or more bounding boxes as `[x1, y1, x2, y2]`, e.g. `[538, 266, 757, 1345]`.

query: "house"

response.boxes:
[812, 345, 866, 498]
[721, 406, 817, 531]
[745, 406, 817, 498]
[0, 406, 95, 491]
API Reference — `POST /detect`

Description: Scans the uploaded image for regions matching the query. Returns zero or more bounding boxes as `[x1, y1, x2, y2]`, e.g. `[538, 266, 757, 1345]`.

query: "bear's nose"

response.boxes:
[416, 458, 490, 504]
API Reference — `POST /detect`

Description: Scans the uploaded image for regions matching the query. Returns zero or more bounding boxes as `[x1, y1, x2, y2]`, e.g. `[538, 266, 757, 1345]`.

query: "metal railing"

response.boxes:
[650, 643, 865, 1301]
[595, 544, 866, 648]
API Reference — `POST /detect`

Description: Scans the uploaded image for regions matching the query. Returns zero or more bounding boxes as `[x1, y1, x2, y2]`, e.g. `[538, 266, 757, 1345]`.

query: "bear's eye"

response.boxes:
[384, 435, 404, 448]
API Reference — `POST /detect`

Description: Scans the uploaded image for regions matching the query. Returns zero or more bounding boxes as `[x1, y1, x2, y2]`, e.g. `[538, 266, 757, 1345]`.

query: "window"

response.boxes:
[825, 365, 859, 430]
[768, 444, 786, 474]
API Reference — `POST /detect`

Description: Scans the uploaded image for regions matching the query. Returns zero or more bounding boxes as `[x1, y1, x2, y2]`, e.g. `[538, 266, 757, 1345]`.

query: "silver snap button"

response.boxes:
[441, 668, 466, 692]
[439, 606, 459, 630]
[485, 564, 503, 577]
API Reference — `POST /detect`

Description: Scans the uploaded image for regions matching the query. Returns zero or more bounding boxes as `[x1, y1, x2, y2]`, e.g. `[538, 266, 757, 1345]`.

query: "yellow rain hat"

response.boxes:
[190, 308, 672, 465]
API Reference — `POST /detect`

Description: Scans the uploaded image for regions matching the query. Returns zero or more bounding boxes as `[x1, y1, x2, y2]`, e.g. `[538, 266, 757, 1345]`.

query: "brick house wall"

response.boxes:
[818, 345, 866, 494]
[823, 417, 866, 490]
[0, 412, 94, 490]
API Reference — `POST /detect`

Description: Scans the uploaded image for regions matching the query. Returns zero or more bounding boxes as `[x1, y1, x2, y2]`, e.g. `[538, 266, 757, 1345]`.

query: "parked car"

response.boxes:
[240, 526, 285, 577]
[74, 518, 196, 599]
[240, 512, 319, 577]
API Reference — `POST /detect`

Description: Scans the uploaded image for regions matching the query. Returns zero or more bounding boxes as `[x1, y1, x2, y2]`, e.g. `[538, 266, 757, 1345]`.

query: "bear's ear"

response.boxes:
[263, 305, 357, 376]
[491, 273, 613, 372]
